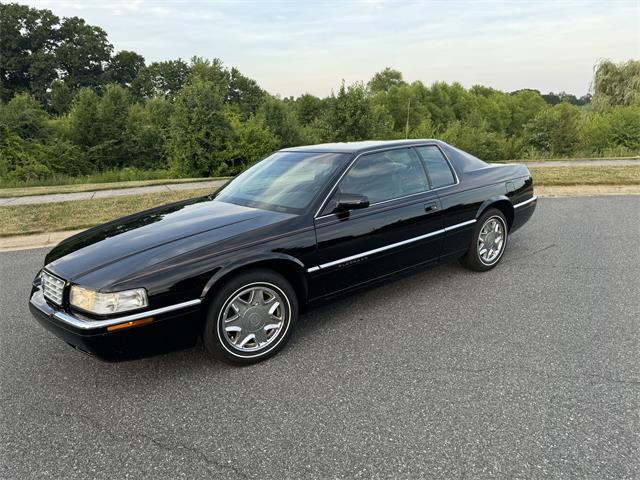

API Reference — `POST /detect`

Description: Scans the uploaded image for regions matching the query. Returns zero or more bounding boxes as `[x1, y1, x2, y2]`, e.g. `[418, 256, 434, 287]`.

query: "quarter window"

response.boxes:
[324, 148, 429, 214]
[416, 146, 456, 189]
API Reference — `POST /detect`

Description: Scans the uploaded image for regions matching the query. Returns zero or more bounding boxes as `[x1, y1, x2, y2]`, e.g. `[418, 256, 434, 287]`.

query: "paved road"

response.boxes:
[0, 180, 226, 206]
[1, 197, 639, 479]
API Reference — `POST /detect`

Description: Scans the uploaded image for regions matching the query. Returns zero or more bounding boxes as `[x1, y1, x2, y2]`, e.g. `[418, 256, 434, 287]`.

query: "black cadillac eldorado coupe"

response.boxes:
[29, 140, 537, 364]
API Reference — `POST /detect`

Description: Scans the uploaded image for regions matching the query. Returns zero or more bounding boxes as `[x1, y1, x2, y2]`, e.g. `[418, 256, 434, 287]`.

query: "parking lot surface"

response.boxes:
[1, 196, 638, 479]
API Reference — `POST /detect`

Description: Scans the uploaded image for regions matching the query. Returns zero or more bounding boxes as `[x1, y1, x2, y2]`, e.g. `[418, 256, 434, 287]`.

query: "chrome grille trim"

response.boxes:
[41, 270, 65, 305]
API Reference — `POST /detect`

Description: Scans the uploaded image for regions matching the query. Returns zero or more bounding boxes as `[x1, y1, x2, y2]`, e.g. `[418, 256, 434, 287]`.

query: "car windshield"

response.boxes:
[214, 151, 350, 213]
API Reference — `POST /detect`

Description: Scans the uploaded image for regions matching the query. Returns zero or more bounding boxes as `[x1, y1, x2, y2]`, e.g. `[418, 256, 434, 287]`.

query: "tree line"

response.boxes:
[1, 2, 639, 183]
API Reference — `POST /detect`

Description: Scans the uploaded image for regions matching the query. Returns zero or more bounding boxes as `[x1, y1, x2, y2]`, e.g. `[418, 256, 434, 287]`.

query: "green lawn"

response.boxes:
[530, 165, 640, 186]
[0, 188, 214, 237]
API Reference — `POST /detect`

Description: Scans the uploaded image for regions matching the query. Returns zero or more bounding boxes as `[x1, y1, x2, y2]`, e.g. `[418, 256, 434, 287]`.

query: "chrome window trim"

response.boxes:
[513, 196, 538, 209]
[31, 291, 202, 330]
[314, 143, 459, 220]
[306, 219, 476, 273]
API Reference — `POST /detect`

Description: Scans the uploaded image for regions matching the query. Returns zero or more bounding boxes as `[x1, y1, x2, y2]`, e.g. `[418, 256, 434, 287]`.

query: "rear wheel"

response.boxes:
[460, 208, 508, 272]
[203, 269, 297, 365]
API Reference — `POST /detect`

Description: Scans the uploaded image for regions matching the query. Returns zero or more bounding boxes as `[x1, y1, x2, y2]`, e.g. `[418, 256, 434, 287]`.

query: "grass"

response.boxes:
[0, 169, 182, 189]
[0, 188, 214, 237]
[530, 165, 640, 186]
[1, 165, 638, 238]
[0, 177, 220, 198]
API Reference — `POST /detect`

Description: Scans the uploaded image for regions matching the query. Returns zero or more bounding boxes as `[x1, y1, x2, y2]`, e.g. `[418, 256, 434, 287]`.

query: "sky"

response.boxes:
[21, 0, 640, 97]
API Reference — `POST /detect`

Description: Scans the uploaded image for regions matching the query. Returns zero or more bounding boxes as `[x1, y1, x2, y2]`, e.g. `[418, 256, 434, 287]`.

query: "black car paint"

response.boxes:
[30, 140, 536, 360]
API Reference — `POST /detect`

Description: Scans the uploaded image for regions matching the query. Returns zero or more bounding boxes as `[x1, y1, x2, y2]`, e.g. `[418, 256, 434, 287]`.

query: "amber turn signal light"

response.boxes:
[106, 317, 154, 331]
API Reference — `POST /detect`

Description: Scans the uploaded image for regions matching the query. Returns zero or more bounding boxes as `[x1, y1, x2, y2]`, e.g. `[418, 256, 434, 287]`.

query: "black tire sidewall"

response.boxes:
[203, 269, 298, 365]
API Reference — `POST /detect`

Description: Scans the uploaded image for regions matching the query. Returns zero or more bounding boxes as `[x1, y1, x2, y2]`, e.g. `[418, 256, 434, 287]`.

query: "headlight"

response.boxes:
[70, 286, 148, 315]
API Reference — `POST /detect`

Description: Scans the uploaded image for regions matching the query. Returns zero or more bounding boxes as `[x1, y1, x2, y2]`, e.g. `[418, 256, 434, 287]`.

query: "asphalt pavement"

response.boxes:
[1, 196, 639, 479]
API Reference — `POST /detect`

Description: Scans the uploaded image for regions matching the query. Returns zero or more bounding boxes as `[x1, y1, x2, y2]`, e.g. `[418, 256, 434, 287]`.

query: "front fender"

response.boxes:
[200, 252, 307, 298]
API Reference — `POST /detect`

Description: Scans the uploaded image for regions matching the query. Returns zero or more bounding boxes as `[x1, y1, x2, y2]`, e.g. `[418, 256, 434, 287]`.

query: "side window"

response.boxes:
[322, 148, 429, 214]
[416, 146, 456, 189]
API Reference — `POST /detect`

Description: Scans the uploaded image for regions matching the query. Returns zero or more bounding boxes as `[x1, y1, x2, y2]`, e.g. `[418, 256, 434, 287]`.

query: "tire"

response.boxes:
[203, 269, 298, 365]
[459, 208, 508, 272]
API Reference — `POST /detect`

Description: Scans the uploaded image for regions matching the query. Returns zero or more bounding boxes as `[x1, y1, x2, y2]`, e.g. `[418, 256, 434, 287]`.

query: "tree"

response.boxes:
[0, 93, 49, 140]
[295, 93, 324, 126]
[0, 3, 60, 102]
[55, 16, 113, 90]
[125, 97, 174, 170]
[49, 80, 75, 114]
[166, 79, 233, 176]
[228, 67, 265, 119]
[104, 50, 146, 87]
[67, 88, 101, 149]
[592, 59, 640, 107]
[258, 96, 302, 148]
[224, 112, 279, 172]
[524, 103, 580, 157]
[132, 60, 190, 99]
[368, 68, 405, 94]
[324, 82, 375, 142]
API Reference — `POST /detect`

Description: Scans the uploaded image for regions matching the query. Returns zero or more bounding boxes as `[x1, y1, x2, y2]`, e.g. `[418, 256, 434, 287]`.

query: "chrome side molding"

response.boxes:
[307, 219, 476, 273]
[513, 196, 538, 209]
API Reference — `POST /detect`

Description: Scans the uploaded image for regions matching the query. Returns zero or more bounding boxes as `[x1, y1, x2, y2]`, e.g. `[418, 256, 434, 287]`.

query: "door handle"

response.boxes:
[424, 202, 439, 213]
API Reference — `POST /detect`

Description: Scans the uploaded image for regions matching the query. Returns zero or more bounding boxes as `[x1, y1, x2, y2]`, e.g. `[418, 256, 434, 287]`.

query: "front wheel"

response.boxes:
[459, 208, 508, 272]
[203, 269, 297, 365]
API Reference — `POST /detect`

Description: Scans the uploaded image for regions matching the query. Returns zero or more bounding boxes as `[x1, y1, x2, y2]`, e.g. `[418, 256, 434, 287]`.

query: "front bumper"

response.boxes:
[29, 287, 203, 361]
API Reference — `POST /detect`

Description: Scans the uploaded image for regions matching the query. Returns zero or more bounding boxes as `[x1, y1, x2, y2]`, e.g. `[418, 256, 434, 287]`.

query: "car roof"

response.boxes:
[281, 139, 446, 154]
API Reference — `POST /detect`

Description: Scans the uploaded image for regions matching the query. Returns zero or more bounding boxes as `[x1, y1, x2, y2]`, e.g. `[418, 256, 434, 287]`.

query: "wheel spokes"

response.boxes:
[221, 285, 287, 352]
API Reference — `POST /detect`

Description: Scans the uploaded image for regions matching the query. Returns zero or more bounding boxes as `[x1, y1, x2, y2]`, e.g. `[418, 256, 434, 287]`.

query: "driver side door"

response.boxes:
[311, 147, 445, 296]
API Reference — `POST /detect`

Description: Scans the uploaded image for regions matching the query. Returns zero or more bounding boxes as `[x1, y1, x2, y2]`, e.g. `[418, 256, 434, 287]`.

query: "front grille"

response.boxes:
[41, 270, 65, 305]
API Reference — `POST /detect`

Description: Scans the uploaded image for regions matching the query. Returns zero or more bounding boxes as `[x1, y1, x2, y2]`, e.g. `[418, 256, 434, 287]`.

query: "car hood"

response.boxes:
[45, 196, 295, 283]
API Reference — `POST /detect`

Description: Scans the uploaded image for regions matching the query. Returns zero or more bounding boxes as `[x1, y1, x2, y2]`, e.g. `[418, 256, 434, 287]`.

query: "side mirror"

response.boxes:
[336, 193, 369, 212]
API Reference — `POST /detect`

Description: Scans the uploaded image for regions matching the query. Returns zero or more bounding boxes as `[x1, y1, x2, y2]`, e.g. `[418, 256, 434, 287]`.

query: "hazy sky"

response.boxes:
[23, 0, 640, 97]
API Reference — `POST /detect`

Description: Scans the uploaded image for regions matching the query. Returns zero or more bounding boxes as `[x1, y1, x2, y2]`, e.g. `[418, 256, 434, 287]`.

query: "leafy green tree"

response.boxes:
[324, 82, 375, 141]
[0, 93, 49, 140]
[43, 138, 92, 175]
[224, 111, 279, 172]
[258, 96, 302, 148]
[0, 3, 60, 102]
[167, 79, 233, 176]
[579, 105, 640, 155]
[55, 17, 113, 90]
[441, 121, 508, 161]
[189, 57, 229, 96]
[132, 60, 190, 99]
[228, 67, 265, 119]
[125, 97, 173, 170]
[88, 84, 133, 169]
[368, 68, 406, 94]
[66, 88, 101, 149]
[49, 80, 75, 114]
[0, 123, 49, 181]
[294, 93, 324, 126]
[104, 50, 146, 87]
[507, 90, 547, 135]
[592, 60, 640, 107]
[524, 103, 580, 157]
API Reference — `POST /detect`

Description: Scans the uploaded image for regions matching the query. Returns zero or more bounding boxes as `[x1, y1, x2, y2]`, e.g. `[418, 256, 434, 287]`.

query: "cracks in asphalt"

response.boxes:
[506, 244, 556, 262]
[25, 403, 251, 479]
